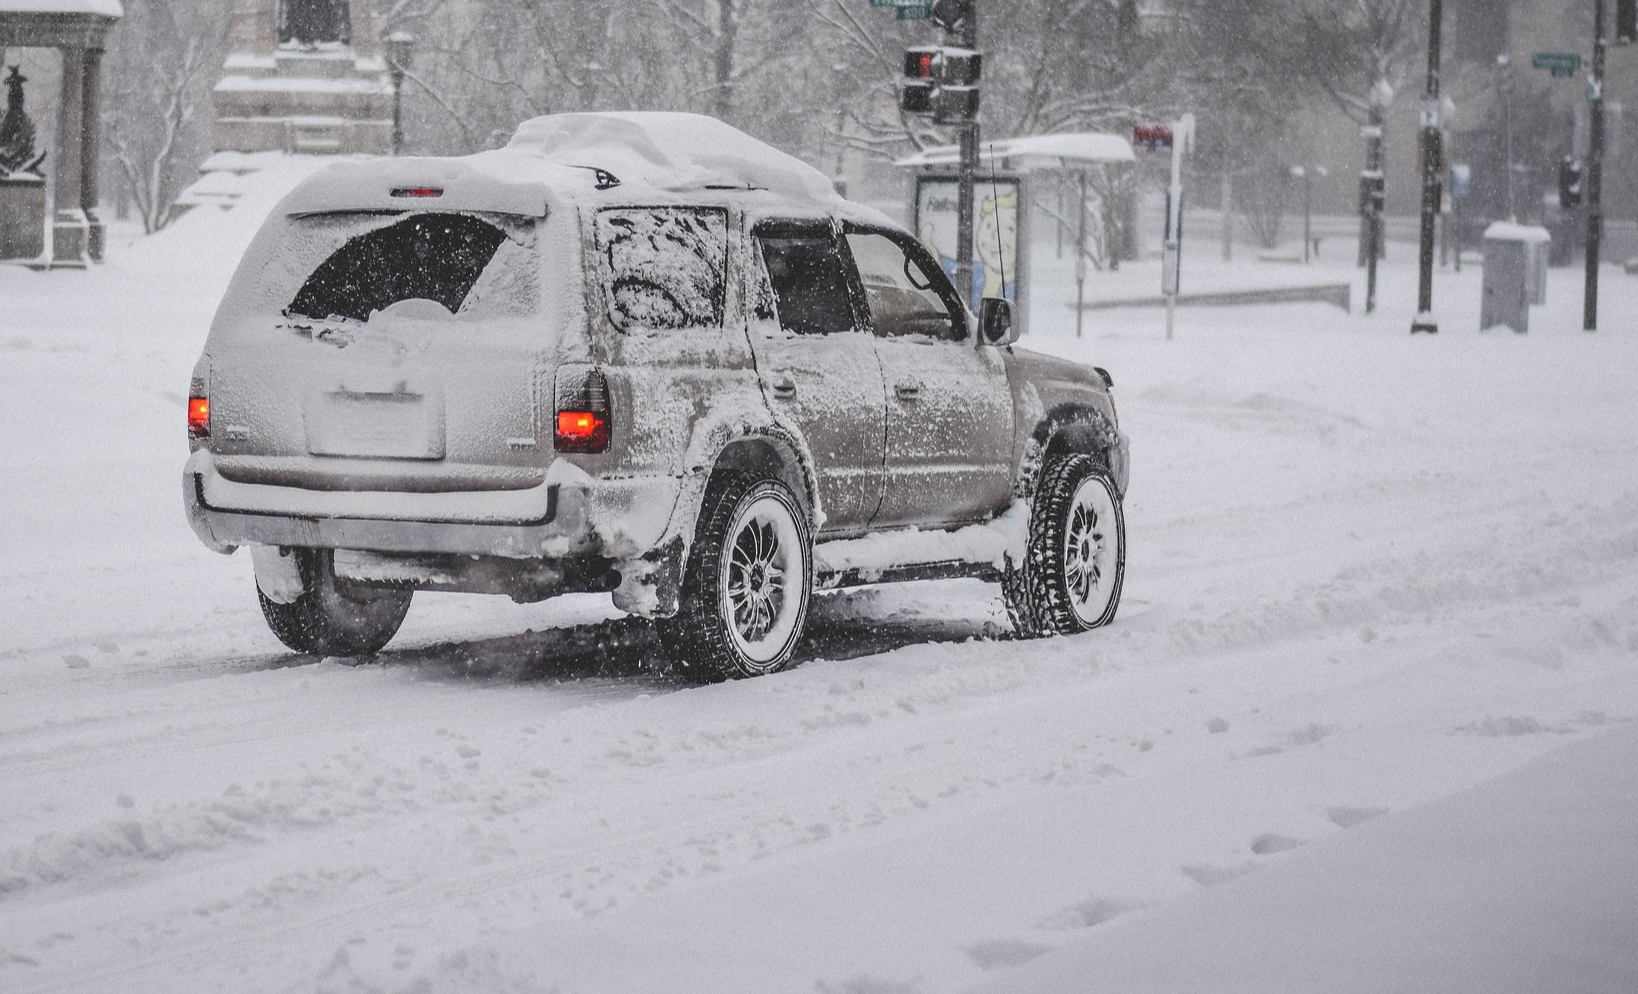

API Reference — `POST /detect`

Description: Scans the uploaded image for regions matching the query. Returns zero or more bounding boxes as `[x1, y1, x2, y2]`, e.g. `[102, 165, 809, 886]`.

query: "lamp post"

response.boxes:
[1411, 0, 1444, 334]
[1361, 78, 1391, 314]
[386, 31, 415, 157]
[1584, 0, 1608, 331]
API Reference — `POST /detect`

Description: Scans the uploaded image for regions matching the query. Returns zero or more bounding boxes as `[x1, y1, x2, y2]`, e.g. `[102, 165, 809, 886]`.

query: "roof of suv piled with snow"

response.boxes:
[273, 112, 853, 218]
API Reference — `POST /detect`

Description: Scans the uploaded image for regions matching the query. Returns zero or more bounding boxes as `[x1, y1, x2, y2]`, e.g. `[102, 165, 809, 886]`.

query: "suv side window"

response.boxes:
[843, 229, 966, 343]
[595, 207, 728, 332]
[753, 220, 861, 336]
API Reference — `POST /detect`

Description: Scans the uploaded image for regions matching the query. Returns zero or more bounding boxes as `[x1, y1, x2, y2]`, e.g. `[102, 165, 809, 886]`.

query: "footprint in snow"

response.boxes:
[1326, 805, 1389, 829]
[1181, 862, 1257, 887]
[1249, 833, 1304, 855]
[1037, 896, 1143, 931]
[966, 938, 1052, 970]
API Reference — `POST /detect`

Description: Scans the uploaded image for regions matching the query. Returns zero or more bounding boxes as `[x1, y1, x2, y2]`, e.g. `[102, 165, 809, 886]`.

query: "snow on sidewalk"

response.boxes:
[972, 719, 1638, 994]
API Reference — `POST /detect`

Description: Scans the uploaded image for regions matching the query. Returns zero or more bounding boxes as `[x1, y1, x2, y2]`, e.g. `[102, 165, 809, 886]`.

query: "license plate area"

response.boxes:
[307, 384, 446, 460]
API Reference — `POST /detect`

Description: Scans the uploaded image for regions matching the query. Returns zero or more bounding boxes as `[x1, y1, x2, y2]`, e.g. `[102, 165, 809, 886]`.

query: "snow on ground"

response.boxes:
[2, 163, 1637, 994]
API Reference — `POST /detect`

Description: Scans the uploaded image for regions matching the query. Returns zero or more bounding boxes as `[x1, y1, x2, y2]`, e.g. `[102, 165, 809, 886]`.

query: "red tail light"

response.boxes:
[188, 396, 210, 438]
[390, 187, 444, 198]
[554, 369, 610, 453]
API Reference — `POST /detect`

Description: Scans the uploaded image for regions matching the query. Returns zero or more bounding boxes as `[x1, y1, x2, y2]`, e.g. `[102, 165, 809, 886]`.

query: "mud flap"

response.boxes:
[250, 546, 306, 604]
[611, 535, 686, 618]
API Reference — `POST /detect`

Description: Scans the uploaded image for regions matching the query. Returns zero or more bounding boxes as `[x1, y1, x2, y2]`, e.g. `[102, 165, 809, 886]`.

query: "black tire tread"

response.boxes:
[1003, 453, 1125, 637]
[655, 472, 811, 681]
[258, 548, 412, 657]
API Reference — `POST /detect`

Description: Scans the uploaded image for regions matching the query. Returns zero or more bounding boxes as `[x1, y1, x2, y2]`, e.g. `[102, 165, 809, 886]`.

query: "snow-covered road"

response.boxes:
[3, 174, 1637, 993]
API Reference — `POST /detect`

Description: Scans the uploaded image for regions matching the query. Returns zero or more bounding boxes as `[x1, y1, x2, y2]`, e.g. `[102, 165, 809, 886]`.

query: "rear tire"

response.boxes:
[1003, 454, 1125, 637]
[257, 548, 412, 657]
[656, 472, 812, 681]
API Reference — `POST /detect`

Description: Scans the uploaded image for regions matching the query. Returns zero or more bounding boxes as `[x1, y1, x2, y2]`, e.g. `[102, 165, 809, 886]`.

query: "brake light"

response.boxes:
[188, 396, 210, 438]
[555, 369, 611, 453]
[390, 187, 444, 198]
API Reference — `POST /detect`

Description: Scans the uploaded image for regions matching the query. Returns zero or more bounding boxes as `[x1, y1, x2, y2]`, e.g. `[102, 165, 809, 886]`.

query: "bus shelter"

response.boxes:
[896, 132, 1136, 337]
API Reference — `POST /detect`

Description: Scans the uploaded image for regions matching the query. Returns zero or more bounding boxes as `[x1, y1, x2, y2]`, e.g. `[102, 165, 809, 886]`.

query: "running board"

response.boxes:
[815, 559, 1003, 591]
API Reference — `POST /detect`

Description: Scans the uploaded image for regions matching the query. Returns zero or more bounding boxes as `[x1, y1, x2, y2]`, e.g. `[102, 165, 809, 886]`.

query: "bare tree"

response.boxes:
[102, 0, 228, 233]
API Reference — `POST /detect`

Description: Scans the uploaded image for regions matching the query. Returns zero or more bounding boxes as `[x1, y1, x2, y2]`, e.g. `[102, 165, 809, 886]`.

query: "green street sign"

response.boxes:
[869, 0, 933, 17]
[1532, 52, 1583, 78]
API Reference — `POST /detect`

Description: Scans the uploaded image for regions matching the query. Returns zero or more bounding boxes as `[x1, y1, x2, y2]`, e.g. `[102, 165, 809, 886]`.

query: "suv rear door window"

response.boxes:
[288, 213, 509, 322]
[596, 207, 729, 332]
[754, 221, 860, 336]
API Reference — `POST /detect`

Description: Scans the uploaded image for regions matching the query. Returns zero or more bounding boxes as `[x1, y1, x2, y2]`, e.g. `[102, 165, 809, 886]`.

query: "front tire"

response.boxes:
[1003, 454, 1125, 637]
[656, 472, 813, 681]
[257, 548, 412, 657]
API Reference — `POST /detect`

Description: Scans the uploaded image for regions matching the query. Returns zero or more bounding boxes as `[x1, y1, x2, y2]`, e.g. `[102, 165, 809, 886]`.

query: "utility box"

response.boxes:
[1481, 222, 1550, 332]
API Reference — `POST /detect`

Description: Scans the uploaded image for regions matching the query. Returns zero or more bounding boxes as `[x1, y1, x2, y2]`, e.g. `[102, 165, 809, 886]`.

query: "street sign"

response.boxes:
[1531, 52, 1583, 78]
[1132, 122, 1172, 151]
[869, 0, 933, 18]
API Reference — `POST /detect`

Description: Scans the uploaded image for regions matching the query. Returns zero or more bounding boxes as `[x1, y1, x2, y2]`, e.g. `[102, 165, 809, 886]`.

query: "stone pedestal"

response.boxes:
[0, 175, 47, 260]
[213, 0, 392, 156]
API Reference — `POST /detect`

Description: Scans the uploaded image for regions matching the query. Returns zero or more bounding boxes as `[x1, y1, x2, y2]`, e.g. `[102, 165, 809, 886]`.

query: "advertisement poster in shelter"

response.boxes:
[913, 174, 1025, 326]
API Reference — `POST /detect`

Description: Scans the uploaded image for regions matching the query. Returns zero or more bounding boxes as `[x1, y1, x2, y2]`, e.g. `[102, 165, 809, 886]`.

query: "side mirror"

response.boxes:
[978, 297, 1018, 346]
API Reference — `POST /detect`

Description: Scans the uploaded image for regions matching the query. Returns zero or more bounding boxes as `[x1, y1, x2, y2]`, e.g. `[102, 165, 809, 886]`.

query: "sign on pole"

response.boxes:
[1531, 52, 1583, 78]
[1132, 122, 1173, 152]
[868, 0, 934, 19]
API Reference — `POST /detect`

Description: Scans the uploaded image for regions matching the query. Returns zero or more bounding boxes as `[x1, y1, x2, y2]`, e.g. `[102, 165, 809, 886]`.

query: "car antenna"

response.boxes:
[988, 144, 1006, 301]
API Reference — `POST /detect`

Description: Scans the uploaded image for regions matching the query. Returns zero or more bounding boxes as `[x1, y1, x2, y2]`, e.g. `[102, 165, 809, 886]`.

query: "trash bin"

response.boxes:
[1481, 222, 1550, 332]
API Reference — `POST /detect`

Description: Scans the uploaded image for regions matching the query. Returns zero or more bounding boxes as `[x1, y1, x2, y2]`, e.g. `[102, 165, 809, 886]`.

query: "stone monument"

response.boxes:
[213, 0, 391, 155]
[0, 0, 120, 266]
[0, 64, 47, 259]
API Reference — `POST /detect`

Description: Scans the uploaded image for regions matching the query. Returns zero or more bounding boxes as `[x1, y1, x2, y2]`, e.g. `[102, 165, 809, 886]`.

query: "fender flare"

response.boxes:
[611, 411, 819, 618]
[1015, 404, 1127, 504]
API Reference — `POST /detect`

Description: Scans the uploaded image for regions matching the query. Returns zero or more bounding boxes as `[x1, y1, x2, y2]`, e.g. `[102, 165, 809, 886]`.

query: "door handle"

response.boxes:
[770, 374, 797, 399]
[895, 382, 920, 402]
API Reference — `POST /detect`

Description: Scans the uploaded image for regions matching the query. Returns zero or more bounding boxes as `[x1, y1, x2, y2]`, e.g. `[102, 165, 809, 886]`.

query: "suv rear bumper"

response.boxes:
[184, 449, 594, 559]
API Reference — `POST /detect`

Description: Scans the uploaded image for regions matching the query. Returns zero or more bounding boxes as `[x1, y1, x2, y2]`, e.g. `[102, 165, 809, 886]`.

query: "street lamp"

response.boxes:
[1411, 0, 1444, 335]
[386, 31, 415, 157]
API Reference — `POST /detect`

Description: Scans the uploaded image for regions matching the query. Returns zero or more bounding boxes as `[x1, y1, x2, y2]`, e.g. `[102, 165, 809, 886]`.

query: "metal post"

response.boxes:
[386, 32, 414, 157]
[1302, 168, 1313, 264]
[1364, 102, 1382, 314]
[954, 9, 979, 310]
[1585, 0, 1607, 331]
[1075, 170, 1087, 338]
[1497, 55, 1516, 220]
[1412, 0, 1443, 334]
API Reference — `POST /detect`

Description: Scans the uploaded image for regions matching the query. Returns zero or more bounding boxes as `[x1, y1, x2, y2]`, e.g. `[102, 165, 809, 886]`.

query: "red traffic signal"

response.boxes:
[899, 46, 981, 122]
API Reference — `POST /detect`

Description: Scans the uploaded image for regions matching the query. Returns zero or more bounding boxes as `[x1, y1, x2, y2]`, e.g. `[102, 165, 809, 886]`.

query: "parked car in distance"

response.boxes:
[184, 112, 1129, 680]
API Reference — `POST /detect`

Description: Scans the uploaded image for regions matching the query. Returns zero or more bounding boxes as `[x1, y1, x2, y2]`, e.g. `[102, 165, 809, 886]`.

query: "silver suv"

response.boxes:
[184, 112, 1128, 680]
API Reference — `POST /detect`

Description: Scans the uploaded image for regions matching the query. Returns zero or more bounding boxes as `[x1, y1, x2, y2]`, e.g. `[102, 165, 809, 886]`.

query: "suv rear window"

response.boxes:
[596, 207, 728, 332]
[288, 213, 510, 322]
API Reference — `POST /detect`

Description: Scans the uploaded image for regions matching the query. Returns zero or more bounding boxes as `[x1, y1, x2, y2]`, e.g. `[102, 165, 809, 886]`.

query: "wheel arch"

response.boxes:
[1016, 403, 1126, 502]
[611, 415, 819, 619]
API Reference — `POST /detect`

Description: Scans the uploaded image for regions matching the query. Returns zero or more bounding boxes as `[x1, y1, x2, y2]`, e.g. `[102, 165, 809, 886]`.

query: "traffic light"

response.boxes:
[1559, 156, 1585, 208]
[1358, 172, 1384, 216]
[929, 0, 972, 34]
[1618, 0, 1637, 45]
[899, 46, 982, 124]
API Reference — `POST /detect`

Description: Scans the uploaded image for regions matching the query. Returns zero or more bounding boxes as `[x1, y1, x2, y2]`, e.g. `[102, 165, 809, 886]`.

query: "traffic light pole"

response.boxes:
[954, 8, 978, 309]
[1585, 0, 1607, 331]
[1412, 0, 1443, 334]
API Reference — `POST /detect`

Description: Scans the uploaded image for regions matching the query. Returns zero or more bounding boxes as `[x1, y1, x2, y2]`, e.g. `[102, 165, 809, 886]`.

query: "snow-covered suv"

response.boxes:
[184, 112, 1129, 680]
